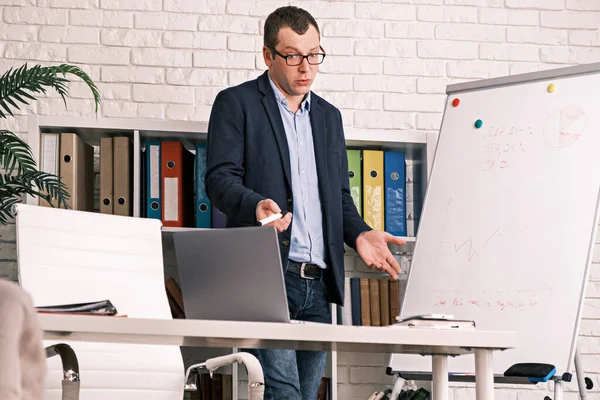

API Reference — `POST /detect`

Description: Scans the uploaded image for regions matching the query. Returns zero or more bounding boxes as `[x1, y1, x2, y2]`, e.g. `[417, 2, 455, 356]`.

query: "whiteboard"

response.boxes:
[390, 63, 600, 377]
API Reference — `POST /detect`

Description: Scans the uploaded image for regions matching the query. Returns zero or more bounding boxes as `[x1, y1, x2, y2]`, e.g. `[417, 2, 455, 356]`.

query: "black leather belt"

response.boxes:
[287, 260, 323, 280]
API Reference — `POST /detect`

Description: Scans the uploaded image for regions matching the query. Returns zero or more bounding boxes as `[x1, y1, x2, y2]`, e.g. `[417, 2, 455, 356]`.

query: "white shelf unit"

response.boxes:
[26, 115, 437, 399]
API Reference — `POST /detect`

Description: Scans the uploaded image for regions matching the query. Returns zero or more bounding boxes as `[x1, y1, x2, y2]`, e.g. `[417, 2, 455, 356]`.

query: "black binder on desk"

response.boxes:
[394, 314, 475, 330]
[36, 300, 118, 316]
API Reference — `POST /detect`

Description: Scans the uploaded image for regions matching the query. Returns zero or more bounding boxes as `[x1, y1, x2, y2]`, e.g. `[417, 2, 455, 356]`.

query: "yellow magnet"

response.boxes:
[547, 83, 556, 93]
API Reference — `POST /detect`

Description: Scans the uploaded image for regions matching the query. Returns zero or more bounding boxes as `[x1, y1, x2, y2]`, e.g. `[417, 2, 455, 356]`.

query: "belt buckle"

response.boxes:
[299, 262, 314, 280]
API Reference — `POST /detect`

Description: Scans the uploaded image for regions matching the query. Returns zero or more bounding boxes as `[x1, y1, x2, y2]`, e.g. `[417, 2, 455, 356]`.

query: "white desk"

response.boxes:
[39, 314, 516, 400]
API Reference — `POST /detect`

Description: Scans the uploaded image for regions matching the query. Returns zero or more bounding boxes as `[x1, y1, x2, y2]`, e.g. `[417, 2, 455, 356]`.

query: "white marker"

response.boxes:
[259, 212, 283, 226]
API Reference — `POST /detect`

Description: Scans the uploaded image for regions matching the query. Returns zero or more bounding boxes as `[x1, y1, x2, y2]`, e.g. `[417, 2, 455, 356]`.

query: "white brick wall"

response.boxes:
[1, 0, 600, 399]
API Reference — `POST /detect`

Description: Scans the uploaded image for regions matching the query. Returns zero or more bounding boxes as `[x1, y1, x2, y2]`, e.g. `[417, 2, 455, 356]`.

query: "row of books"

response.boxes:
[38, 133, 136, 217]
[144, 143, 411, 231]
[38, 134, 215, 227]
[99, 136, 133, 216]
[190, 373, 232, 400]
[340, 277, 401, 327]
[317, 377, 330, 400]
[38, 133, 410, 233]
[141, 140, 196, 227]
[143, 144, 410, 230]
[348, 149, 408, 237]
[140, 140, 230, 228]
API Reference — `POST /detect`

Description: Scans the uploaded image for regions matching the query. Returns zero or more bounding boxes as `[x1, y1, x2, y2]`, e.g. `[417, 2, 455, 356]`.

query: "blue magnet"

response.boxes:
[474, 119, 483, 129]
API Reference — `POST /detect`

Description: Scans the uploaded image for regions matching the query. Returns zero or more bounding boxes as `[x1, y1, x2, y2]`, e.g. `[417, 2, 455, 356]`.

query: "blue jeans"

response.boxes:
[244, 265, 331, 400]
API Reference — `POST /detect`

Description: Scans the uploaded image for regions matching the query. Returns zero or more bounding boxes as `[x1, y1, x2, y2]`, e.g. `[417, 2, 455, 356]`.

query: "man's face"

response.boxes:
[263, 25, 321, 100]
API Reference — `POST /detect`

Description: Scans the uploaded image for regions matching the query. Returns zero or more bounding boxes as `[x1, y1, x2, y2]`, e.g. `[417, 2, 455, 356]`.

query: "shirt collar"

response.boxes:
[267, 73, 311, 112]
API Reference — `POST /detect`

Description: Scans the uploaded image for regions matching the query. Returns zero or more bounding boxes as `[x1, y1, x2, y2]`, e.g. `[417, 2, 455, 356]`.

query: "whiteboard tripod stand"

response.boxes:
[552, 346, 594, 400]
[387, 346, 592, 400]
[386, 61, 600, 400]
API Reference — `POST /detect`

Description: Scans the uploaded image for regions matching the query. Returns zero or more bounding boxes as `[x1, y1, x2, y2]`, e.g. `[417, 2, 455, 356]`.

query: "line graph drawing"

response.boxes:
[433, 196, 545, 269]
[451, 218, 544, 264]
[454, 220, 517, 263]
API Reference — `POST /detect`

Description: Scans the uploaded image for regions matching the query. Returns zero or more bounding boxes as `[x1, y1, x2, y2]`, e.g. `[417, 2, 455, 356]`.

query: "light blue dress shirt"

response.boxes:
[268, 75, 326, 269]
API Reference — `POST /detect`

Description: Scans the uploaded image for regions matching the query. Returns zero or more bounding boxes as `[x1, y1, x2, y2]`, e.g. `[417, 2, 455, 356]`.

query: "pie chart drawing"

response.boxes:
[543, 105, 587, 148]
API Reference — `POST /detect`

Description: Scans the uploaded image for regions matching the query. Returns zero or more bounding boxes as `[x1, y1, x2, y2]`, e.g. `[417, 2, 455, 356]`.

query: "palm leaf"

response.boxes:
[0, 171, 70, 210]
[0, 195, 21, 225]
[0, 129, 36, 174]
[0, 62, 98, 224]
[48, 64, 100, 112]
[0, 63, 100, 118]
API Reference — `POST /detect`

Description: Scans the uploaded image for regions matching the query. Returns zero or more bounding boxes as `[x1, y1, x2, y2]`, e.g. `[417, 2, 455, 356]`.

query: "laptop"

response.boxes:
[172, 226, 293, 323]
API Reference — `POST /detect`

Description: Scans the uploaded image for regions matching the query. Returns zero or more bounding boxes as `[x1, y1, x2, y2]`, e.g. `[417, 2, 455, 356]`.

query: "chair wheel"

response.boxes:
[544, 397, 552, 400]
[585, 377, 594, 390]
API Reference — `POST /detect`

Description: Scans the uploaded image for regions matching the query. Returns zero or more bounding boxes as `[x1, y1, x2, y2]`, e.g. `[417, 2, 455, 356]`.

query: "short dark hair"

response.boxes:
[263, 6, 320, 52]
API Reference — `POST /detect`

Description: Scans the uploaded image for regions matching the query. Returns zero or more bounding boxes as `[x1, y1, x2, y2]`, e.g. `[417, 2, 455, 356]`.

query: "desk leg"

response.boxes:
[432, 355, 449, 400]
[475, 349, 493, 400]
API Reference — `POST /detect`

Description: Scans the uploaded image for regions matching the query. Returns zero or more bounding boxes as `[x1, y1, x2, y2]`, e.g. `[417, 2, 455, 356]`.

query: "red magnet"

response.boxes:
[452, 98, 460, 107]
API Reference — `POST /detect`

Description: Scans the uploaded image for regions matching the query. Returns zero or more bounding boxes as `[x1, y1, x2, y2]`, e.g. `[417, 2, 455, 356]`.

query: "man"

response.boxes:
[205, 6, 406, 400]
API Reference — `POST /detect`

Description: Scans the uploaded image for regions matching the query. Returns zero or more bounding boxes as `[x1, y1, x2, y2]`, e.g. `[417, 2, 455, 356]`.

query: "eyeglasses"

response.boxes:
[270, 46, 326, 66]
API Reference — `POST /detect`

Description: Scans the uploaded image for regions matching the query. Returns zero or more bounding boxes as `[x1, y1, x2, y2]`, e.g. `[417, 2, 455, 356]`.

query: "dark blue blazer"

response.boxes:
[205, 71, 371, 305]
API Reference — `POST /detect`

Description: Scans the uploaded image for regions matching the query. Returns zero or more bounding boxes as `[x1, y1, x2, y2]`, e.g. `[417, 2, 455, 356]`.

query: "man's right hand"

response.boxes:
[256, 199, 292, 233]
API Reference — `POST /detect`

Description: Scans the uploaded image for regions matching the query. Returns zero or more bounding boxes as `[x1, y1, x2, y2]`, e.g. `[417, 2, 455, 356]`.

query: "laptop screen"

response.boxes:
[173, 226, 291, 323]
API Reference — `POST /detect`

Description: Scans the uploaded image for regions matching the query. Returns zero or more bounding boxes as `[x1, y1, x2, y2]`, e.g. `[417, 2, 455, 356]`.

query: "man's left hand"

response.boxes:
[355, 230, 406, 280]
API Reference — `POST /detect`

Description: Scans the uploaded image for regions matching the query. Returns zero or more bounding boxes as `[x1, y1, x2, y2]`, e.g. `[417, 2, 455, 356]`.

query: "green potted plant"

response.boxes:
[0, 63, 100, 224]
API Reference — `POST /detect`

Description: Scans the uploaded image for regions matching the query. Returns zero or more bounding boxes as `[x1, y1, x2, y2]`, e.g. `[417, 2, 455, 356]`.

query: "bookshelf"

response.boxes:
[26, 114, 437, 399]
